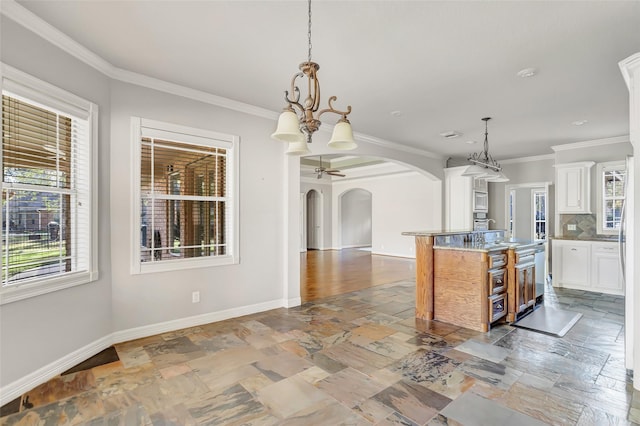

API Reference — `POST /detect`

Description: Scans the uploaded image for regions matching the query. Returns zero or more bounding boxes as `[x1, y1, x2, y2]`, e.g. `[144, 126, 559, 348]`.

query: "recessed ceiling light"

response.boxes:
[572, 120, 588, 126]
[517, 67, 538, 78]
[466, 140, 477, 145]
[439, 131, 462, 139]
[390, 110, 403, 117]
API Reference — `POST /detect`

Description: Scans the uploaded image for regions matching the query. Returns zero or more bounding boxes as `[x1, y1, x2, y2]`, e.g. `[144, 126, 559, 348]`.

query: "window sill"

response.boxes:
[0, 271, 99, 305]
[135, 255, 238, 275]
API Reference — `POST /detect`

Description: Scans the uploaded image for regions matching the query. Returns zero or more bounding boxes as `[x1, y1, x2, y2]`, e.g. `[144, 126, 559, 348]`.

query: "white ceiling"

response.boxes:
[11, 0, 640, 161]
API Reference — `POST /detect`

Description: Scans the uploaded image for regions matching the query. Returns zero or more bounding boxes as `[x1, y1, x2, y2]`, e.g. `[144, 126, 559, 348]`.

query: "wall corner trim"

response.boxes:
[0, 334, 113, 406]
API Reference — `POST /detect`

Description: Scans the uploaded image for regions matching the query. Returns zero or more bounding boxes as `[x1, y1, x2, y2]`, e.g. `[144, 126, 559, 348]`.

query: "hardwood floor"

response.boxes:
[300, 248, 415, 302]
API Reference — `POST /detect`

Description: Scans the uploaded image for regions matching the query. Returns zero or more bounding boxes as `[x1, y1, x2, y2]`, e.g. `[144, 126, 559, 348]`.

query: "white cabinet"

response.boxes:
[473, 177, 488, 192]
[591, 242, 623, 293]
[444, 166, 473, 231]
[559, 241, 590, 285]
[552, 239, 623, 295]
[555, 162, 595, 213]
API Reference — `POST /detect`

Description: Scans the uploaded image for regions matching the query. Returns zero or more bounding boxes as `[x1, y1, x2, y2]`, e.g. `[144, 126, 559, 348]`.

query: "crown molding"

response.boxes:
[551, 135, 630, 152]
[500, 154, 555, 165]
[354, 132, 443, 160]
[1, 0, 442, 159]
[619, 52, 640, 89]
[0, 0, 117, 77]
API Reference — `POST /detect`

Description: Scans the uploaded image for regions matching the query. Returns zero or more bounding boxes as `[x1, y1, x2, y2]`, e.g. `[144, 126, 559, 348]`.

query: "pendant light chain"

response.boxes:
[307, 0, 312, 64]
[483, 118, 489, 162]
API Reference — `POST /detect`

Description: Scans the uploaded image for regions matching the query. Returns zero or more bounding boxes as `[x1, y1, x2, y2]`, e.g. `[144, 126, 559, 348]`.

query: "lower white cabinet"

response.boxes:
[552, 239, 623, 295]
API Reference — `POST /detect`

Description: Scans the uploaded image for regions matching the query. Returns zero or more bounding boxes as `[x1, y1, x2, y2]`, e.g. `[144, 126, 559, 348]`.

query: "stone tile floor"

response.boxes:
[1, 280, 639, 425]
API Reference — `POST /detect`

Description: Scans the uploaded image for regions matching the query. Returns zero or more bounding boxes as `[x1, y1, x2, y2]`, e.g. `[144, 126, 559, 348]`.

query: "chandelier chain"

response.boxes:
[307, 0, 312, 63]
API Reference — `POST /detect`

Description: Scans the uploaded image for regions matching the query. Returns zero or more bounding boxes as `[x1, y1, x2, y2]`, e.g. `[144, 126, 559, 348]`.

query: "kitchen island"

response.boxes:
[403, 230, 544, 332]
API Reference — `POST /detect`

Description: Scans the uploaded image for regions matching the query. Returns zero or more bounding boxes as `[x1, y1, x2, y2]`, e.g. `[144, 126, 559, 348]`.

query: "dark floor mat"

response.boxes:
[0, 397, 22, 417]
[61, 346, 120, 375]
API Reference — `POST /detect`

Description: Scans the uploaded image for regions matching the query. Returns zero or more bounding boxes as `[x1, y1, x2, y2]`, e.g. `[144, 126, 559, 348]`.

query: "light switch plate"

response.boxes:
[567, 224, 577, 231]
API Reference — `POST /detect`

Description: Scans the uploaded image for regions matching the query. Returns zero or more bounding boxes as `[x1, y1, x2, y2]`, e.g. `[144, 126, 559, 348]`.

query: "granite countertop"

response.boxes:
[402, 229, 507, 237]
[551, 236, 618, 242]
[434, 238, 544, 253]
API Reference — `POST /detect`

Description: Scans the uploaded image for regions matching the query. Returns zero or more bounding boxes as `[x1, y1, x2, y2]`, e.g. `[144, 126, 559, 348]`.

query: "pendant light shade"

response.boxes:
[327, 118, 357, 150]
[271, 108, 304, 143]
[486, 171, 510, 182]
[482, 168, 500, 180]
[286, 139, 311, 155]
[461, 164, 488, 177]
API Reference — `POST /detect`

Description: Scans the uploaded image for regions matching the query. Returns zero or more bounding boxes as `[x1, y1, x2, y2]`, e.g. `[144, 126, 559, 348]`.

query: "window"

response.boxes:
[597, 161, 626, 235]
[1, 65, 98, 304]
[532, 190, 546, 240]
[131, 118, 239, 274]
[508, 189, 515, 238]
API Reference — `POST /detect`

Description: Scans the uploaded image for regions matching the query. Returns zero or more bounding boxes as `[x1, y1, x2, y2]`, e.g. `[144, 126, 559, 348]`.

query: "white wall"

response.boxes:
[332, 172, 442, 258]
[0, 17, 113, 387]
[340, 189, 372, 247]
[109, 81, 288, 333]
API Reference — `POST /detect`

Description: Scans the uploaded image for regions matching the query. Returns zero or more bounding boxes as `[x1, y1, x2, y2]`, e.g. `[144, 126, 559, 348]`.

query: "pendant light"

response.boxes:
[462, 117, 509, 182]
[271, 0, 356, 154]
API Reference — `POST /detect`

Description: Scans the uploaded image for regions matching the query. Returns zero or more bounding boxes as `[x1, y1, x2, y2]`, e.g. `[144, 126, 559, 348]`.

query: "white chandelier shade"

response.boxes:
[286, 139, 311, 156]
[271, 109, 305, 143]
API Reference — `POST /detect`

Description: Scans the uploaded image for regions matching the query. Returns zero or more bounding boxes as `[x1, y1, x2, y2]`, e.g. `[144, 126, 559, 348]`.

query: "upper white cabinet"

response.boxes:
[444, 166, 473, 231]
[444, 166, 490, 231]
[555, 161, 595, 214]
[473, 177, 488, 192]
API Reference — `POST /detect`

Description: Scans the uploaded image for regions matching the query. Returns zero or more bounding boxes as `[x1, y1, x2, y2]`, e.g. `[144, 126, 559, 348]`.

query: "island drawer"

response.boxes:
[488, 268, 507, 294]
[489, 293, 507, 322]
[515, 249, 536, 264]
[488, 252, 507, 268]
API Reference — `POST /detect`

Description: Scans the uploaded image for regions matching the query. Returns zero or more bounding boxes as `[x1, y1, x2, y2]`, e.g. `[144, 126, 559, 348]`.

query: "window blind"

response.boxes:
[2, 94, 91, 285]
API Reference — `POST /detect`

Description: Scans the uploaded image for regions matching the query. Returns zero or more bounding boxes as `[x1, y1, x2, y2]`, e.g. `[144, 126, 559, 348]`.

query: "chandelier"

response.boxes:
[462, 117, 509, 182]
[271, 0, 356, 155]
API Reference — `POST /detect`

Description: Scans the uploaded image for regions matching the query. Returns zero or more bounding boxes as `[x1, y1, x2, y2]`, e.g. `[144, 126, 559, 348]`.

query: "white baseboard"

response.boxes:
[370, 250, 415, 259]
[0, 298, 286, 406]
[111, 299, 284, 344]
[284, 297, 302, 308]
[0, 334, 113, 406]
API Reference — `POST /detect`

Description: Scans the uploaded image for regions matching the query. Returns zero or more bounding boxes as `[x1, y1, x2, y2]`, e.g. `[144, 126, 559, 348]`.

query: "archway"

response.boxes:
[339, 188, 372, 249]
[306, 189, 322, 250]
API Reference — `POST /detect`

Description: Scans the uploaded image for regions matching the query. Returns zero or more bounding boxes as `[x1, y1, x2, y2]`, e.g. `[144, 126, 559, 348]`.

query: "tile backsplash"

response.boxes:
[559, 214, 609, 239]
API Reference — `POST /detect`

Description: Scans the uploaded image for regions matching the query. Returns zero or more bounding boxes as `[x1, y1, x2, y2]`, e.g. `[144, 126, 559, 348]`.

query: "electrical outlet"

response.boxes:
[567, 224, 577, 231]
[192, 291, 200, 303]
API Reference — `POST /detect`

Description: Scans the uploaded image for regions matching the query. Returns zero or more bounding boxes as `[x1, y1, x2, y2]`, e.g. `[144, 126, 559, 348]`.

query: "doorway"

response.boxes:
[505, 182, 553, 296]
[306, 189, 322, 250]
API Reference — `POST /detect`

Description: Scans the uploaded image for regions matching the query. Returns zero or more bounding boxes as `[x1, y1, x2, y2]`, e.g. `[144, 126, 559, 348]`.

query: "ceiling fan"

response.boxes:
[314, 156, 345, 179]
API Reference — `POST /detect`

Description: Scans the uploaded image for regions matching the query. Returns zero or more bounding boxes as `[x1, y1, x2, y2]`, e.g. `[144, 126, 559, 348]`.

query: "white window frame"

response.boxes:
[596, 160, 626, 235]
[0, 64, 99, 305]
[130, 117, 240, 274]
[508, 189, 516, 238]
[532, 189, 547, 241]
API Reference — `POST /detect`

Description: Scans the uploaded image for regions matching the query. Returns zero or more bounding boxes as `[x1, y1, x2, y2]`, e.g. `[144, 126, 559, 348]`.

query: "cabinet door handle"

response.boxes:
[571, 248, 577, 251]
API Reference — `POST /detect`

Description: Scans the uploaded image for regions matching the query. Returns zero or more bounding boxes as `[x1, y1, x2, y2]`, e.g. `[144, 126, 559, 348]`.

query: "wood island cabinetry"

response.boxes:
[404, 231, 544, 332]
